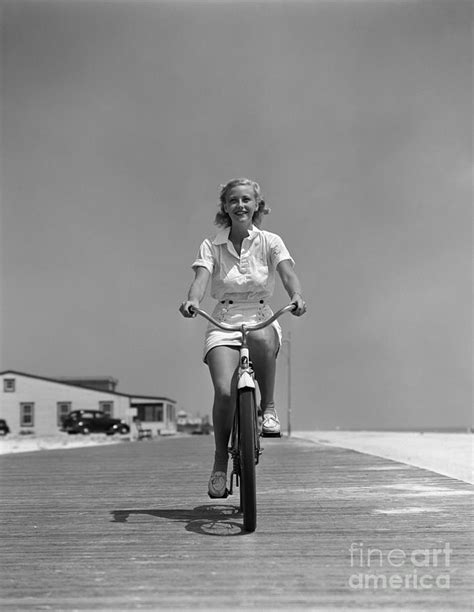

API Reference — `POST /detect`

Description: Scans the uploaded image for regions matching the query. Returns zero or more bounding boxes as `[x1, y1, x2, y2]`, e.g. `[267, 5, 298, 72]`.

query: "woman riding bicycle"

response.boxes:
[179, 178, 306, 498]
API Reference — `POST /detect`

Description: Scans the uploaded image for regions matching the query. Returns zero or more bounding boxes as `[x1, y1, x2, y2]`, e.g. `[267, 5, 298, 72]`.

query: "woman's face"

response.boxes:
[223, 185, 257, 226]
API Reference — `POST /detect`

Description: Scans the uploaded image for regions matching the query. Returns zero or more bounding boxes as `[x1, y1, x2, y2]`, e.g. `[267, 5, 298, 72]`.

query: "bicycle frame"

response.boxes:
[190, 303, 294, 531]
[191, 302, 294, 406]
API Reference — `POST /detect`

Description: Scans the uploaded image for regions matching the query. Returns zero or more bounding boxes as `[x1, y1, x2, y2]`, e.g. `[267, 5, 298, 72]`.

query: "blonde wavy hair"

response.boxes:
[214, 178, 271, 228]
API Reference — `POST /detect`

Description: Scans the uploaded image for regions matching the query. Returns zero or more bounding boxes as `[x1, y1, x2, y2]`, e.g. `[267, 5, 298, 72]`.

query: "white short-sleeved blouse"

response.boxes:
[192, 225, 294, 302]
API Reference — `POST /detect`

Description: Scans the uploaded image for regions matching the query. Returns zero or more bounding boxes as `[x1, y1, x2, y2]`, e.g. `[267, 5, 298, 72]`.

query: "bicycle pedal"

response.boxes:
[208, 488, 230, 500]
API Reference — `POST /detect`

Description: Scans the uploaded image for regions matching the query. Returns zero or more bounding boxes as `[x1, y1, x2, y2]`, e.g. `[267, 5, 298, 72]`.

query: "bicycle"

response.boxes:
[190, 303, 295, 533]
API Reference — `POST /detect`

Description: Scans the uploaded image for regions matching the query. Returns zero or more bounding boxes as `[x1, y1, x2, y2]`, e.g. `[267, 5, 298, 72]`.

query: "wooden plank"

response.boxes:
[0, 436, 472, 610]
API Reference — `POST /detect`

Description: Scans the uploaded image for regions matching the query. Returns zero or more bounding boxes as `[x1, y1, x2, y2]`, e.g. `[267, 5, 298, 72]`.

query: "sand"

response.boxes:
[1, 430, 472, 485]
[293, 430, 473, 484]
[0, 433, 126, 454]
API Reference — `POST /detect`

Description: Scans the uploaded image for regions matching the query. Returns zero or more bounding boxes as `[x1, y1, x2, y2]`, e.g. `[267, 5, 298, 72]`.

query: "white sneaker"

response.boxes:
[208, 471, 228, 498]
[262, 413, 281, 435]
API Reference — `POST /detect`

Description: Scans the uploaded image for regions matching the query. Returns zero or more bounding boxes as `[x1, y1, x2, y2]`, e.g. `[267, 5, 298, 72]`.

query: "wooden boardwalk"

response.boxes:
[0, 435, 473, 610]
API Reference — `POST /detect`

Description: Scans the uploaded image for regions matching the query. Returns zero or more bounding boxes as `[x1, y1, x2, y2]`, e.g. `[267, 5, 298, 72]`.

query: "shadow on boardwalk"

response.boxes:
[111, 503, 246, 536]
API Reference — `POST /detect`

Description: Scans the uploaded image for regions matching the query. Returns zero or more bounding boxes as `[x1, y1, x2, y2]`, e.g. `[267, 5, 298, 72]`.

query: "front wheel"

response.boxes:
[238, 387, 258, 533]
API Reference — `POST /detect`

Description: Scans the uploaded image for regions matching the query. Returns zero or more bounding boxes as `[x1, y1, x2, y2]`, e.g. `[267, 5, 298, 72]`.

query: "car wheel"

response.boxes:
[81, 427, 90, 435]
[119, 425, 129, 434]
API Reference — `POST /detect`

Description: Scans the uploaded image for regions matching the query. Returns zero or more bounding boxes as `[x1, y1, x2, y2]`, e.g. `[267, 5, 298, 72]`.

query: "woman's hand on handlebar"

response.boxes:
[179, 299, 199, 318]
[290, 293, 307, 317]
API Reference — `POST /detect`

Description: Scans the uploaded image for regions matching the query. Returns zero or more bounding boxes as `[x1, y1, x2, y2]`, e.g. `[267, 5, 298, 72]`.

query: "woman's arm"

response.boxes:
[277, 259, 306, 317]
[179, 266, 211, 317]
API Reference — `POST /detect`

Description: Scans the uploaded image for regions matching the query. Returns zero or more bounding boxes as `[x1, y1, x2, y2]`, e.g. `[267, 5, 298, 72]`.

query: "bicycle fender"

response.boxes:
[238, 372, 255, 389]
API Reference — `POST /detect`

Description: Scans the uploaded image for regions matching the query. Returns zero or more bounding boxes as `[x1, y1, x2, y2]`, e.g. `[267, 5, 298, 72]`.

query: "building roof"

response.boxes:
[55, 376, 119, 384]
[0, 370, 176, 404]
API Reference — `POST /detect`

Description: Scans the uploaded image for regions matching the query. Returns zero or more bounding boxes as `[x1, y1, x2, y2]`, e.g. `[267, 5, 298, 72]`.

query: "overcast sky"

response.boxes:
[1, 0, 472, 430]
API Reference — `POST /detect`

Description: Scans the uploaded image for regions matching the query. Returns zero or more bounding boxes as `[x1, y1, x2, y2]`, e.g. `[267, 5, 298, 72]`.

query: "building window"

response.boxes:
[20, 403, 34, 427]
[137, 404, 163, 422]
[99, 401, 114, 417]
[4, 378, 15, 392]
[57, 402, 72, 427]
[166, 403, 175, 422]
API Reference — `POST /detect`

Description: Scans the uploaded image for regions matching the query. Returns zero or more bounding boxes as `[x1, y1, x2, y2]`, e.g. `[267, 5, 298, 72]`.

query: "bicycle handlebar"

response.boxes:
[189, 303, 296, 332]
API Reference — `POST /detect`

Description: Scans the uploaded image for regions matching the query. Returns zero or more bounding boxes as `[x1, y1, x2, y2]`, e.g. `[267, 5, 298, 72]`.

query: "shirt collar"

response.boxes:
[212, 225, 260, 245]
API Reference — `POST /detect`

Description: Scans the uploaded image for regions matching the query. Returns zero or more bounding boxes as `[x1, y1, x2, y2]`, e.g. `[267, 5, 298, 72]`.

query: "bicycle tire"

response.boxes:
[238, 387, 257, 532]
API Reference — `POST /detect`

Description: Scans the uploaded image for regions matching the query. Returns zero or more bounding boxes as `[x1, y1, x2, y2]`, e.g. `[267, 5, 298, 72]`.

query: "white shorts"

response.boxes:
[203, 300, 282, 363]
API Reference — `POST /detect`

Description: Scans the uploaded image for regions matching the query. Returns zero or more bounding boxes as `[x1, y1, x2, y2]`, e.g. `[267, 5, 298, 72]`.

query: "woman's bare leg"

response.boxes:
[248, 327, 279, 416]
[206, 346, 240, 473]
[206, 328, 279, 478]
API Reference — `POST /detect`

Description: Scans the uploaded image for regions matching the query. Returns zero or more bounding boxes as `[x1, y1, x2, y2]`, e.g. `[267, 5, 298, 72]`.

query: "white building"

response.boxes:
[0, 370, 176, 436]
